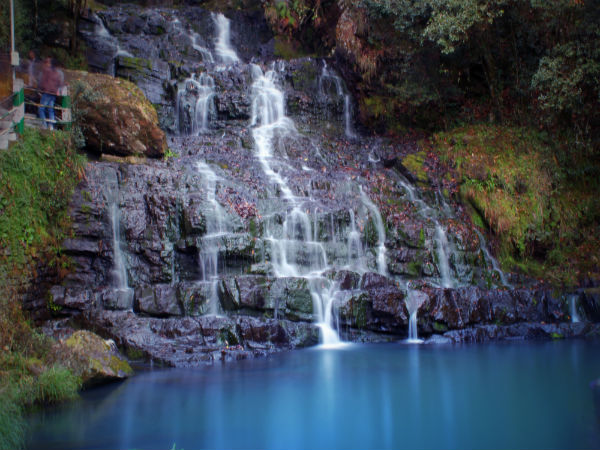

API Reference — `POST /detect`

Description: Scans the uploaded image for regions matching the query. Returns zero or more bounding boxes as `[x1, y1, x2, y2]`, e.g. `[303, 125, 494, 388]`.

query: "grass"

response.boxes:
[0, 128, 87, 449]
[0, 128, 86, 270]
[427, 124, 600, 286]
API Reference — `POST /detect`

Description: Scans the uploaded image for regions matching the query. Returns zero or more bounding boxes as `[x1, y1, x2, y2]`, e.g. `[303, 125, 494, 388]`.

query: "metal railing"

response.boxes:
[0, 78, 71, 149]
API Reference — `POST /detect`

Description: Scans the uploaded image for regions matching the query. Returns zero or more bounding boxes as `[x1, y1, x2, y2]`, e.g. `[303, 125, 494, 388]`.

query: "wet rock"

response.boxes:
[361, 272, 407, 322]
[66, 71, 167, 158]
[135, 284, 182, 317]
[64, 330, 133, 387]
[335, 270, 361, 290]
[580, 288, 600, 321]
[236, 275, 272, 310]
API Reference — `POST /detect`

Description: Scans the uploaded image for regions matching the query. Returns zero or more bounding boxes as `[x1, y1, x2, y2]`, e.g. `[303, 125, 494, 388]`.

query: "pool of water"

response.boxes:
[27, 340, 600, 449]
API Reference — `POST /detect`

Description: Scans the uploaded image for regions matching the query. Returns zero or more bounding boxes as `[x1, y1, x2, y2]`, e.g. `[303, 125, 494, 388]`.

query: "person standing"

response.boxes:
[26, 50, 38, 88]
[38, 57, 63, 129]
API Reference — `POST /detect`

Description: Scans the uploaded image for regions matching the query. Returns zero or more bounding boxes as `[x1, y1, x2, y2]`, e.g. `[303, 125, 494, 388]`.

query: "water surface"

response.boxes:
[28, 340, 600, 449]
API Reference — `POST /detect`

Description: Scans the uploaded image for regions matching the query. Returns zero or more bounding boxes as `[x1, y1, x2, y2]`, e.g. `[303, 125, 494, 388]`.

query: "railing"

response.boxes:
[0, 78, 24, 150]
[0, 78, 71, 150]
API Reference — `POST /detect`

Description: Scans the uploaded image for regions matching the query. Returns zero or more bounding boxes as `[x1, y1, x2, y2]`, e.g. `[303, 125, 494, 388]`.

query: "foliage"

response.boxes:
[0, 129, 86, 268]
[0, 387, 24, 450]
[430, 124, 600, 285]
[0, 128, 86, 449]
[0, 0, 88, 69]
[422, 0, 507, 54]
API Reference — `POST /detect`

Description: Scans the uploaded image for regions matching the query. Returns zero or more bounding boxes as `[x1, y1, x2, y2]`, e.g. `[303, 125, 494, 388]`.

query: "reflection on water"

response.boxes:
[27, 341, 600, 450]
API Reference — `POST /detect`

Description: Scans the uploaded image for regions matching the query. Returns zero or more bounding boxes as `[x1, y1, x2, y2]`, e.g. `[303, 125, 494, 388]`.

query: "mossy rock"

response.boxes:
[65, 70, 167, 158]
[65, 330, 133, 388]
[401, 151, 429, 185]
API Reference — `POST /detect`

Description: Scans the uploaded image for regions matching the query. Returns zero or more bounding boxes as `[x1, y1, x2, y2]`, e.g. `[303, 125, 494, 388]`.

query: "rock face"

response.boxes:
[64, 330, 133, 387]
[28, 4, 597, 367]
[66, 70, 167, 157]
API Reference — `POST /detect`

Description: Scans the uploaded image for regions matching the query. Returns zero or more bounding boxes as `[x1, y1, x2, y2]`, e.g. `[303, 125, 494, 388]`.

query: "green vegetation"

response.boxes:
[0, 129, 86, 269]
[0, 0, 89, 69]
[429, 124, 600, 285]
[0, 129, 87, 449]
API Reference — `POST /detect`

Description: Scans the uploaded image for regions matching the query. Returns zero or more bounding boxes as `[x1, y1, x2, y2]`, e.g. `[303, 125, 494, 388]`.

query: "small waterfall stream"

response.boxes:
[396, 177, 456, 288]
[171, 17, 214, 62]
[568, 294, 581, 323]
[92, 13, 133, 76]
[196, 161, 228, 316]
[360, 187, 388, 276]
[319, 61, 356, 139]
[347, 210, 367, 272]
[108, 198, 133, 310]
[177, 73, 216, 135]
[474, 229, 512, 288]
[213, 13, 239, 64]
[405, 290, 427, 343]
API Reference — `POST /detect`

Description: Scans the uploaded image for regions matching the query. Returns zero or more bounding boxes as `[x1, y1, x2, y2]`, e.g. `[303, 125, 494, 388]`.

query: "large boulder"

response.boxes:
[66, 70, 167, 158]
[64, 330, 133, 387]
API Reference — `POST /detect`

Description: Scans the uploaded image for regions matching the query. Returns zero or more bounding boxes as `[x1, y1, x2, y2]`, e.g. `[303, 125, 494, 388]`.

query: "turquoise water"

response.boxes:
[27, 340, 600, 449]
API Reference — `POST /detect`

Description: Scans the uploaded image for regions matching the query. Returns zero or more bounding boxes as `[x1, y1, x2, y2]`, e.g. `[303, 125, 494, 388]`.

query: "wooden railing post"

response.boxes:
[59, 86, 71, 131]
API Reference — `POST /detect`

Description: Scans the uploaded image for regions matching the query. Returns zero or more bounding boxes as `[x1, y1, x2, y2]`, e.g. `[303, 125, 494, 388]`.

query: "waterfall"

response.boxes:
[396, 177, 457, 288]
[405, 290, 427, 343]
[109, 202, 134, 309]
[360, 187, 388, 276]
[435, 224, 454, 289]
[473, 229, 512, 288]
[171, 18, 214, 62]
[92, 13, 133, 77]
[196, 162, 228, 316]
[213, 13, 239, 64]
[250, 64, 342, 346]
[568, 294, 581, 323]
[319, 61, 356, 139]
[347, 210, 366, 273]
[176, 74, 216, 135]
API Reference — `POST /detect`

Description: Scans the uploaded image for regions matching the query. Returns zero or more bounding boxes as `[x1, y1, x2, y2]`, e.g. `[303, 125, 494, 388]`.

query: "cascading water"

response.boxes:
[250, 64, 343, 346]
[196, 161, 228, 316]
[360, 187, 388, 276]
[319, 61, 356, 139]
[347, 209, 367, 272]
[405, 290, 427, 343]
[474, 229, 512, 288]
[435, 223, 454, 289]
[92, 13, 133, 76]
[568, 294, 581, 323]
[176, 74, 216, 135]
[171, 18, 214, 63]
[109, 200, 134, 310]
[213, 13, 239, 64]
[396, 177, 456, 288]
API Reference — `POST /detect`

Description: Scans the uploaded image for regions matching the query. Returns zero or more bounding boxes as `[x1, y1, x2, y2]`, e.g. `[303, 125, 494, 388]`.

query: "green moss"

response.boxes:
[551, 332, 564, 340]
[364, 217, 378, 247]
[432, 322, 448, 333]
[0, 129, 86, 269]
[362, 96, 388, 120]
[126, 347, 146, 361]
[119, 55, 153, 71]
[110, 355, 134, 376]
[274, 36, 308, 60]
[219, 328, 239, 346]
[418, 228, 426, 248]
[402, 151, 428, 184]
[429, 124, 600, 286]
[351, 295, 369, 329]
